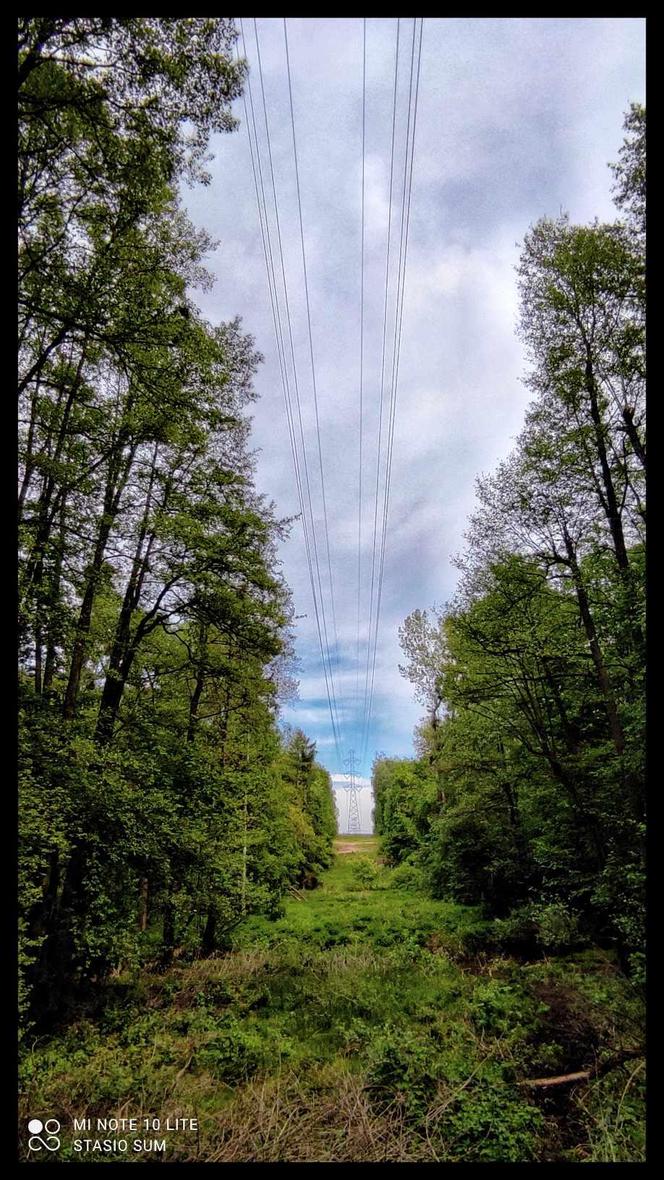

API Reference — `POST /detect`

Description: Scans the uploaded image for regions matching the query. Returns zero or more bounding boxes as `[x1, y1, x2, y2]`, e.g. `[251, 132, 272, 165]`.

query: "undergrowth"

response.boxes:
[19, 837, 644, 1163]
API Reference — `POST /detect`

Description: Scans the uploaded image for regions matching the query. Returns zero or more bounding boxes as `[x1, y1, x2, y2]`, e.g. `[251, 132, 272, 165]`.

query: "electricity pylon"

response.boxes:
[343, 749, 362, 834]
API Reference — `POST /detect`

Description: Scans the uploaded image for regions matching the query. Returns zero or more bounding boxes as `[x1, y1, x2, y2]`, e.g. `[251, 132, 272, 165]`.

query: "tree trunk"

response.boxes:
[201, 909, 217, 955]
[584, 353, 630, 573]
[43, 495, 67, 692]
[94, 533, 157, 746]
[34, 602, 43, 695]
[187, 627, 208, 742]
[94, 448, 164, 745]
[563, 527, 625, 756]
[621, 404, 646, 471]
[138, 878, 149, 933]
[162, 902, 176, 965]
[63, 437, 136, 719]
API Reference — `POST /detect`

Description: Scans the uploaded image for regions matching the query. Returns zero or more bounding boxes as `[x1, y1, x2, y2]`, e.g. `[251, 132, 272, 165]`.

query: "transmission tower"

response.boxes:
[343, 749, 363, 834]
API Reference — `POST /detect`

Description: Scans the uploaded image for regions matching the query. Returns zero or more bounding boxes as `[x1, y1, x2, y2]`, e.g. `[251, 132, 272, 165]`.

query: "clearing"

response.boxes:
[334, 836, 379, 854]
[19, 836, 644, 1163]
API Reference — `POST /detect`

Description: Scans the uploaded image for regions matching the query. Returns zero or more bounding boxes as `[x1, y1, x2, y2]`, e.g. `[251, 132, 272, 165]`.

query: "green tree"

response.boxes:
[17, 18, 338, 1030]
[392, 108, 645, 972]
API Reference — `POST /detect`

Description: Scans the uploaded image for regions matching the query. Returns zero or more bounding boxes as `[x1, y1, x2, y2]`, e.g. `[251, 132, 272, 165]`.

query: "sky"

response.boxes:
[183, 17, 645, 825]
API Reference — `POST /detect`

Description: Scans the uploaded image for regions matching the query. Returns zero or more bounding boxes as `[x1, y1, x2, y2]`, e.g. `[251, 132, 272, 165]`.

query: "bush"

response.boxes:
[488, 902, 585, 955]
[389, 860, 425, 892]
[532, 902, 582, 951]
[194, 1017, 282, 1082]
[446, 1081, 543, 1162]
[366, 1025, 441, 1116]
[349, 857, 380, 890]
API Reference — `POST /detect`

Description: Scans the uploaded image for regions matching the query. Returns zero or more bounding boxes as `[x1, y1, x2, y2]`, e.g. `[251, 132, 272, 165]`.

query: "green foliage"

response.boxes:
[388, 109, 645, 972]
[446, 1082, 543, 1163]
[349, 856, 380, 889]
[372, 757, 439, 865]
[17, 19, 336, 1030]
[610, 103, 645, 241]
[18, 842, 643, 1162]
[195, 1017, 279, 1083]
[366, 1024, 443, 1114]
[581, 1064, 646, 1163]
[387, 860, 426, 892]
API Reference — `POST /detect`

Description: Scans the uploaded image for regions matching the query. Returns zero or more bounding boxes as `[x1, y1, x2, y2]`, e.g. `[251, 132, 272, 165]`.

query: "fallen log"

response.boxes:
[522, 1069, 592, 1088]
[521, 1048, 644, 1089]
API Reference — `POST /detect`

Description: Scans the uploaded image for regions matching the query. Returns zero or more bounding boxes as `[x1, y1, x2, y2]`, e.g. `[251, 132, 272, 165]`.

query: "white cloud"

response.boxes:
[331, 774, 372, 789]
[184, 17, 645, 779]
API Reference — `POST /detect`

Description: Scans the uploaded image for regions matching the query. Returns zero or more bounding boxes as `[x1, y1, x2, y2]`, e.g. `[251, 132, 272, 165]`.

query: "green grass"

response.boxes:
[233, 837, 487, 956]
[19, 837, 645, 1163]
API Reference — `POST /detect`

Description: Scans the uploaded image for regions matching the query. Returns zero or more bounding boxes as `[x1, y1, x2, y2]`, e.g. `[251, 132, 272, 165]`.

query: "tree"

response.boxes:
[610, 103, 645, 244]
[17, 19, 338, 1030]
[390, 108, 645, 974]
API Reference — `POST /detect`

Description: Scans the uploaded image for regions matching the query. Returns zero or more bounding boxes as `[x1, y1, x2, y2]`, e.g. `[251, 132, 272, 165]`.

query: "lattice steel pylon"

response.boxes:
[343, 749, 363, 834]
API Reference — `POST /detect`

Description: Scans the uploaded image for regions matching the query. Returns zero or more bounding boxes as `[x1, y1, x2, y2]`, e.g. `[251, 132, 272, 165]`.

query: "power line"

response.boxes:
[360, 17, 402, 762]
[283, 18, 342, 692]
[355, 18, 367, 719]
[362, 17, 423, 765]
[236, 17, 423, 775]
[363, 16, 423, 763]
[251, 18, 344, 753]
[247, 19, 343, 760]
[237, 18, 343, 761]
[363, 17, 423, 762]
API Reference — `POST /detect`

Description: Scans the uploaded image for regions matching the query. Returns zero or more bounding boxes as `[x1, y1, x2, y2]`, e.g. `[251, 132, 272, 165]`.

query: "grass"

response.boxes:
[19, 836, 645, 1163]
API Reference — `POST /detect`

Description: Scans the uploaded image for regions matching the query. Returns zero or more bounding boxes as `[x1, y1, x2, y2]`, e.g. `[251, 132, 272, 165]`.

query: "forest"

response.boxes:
[18, 18, 645, 1165]
[380, 116, 646, 978]
[18, 16, 336, 1026]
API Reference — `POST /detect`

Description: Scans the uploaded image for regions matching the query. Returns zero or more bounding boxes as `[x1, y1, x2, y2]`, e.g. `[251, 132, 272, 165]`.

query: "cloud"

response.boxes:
[184, 17, 645, 783]
[331, 774, 372, 789]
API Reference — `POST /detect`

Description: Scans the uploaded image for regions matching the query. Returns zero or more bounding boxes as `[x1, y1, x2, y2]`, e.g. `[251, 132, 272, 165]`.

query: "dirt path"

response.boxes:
[334, 837, 378, 855]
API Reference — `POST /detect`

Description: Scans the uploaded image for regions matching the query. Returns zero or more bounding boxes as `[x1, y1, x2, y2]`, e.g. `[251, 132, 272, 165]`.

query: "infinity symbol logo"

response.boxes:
[28, 1118, 61, 1152]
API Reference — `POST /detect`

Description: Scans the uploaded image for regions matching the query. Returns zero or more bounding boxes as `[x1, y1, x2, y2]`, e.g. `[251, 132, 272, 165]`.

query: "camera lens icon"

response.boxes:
[28, 1117, 61, 1152]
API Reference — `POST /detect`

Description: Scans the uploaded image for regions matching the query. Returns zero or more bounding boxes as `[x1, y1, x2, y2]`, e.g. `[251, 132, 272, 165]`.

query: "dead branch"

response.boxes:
[521, 1048, 644, 1089]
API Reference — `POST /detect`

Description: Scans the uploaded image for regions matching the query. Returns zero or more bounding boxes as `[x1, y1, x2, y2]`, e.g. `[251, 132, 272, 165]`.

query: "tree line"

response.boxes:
[374, 105, 645, 979]
[18, 18, 336, 1032]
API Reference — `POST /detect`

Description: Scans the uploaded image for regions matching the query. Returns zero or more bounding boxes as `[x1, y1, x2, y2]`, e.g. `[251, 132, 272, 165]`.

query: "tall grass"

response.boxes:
[19, 837, 644, 1162]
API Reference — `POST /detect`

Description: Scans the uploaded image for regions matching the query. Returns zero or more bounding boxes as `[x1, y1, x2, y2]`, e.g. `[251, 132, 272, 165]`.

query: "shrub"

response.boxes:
[446, 1081, 543, 1162]
[366, 1025, 441, 1116]
[349, 857, 380, 890]
[532, 902, 582, 951]
[389, 861, 425, 891]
